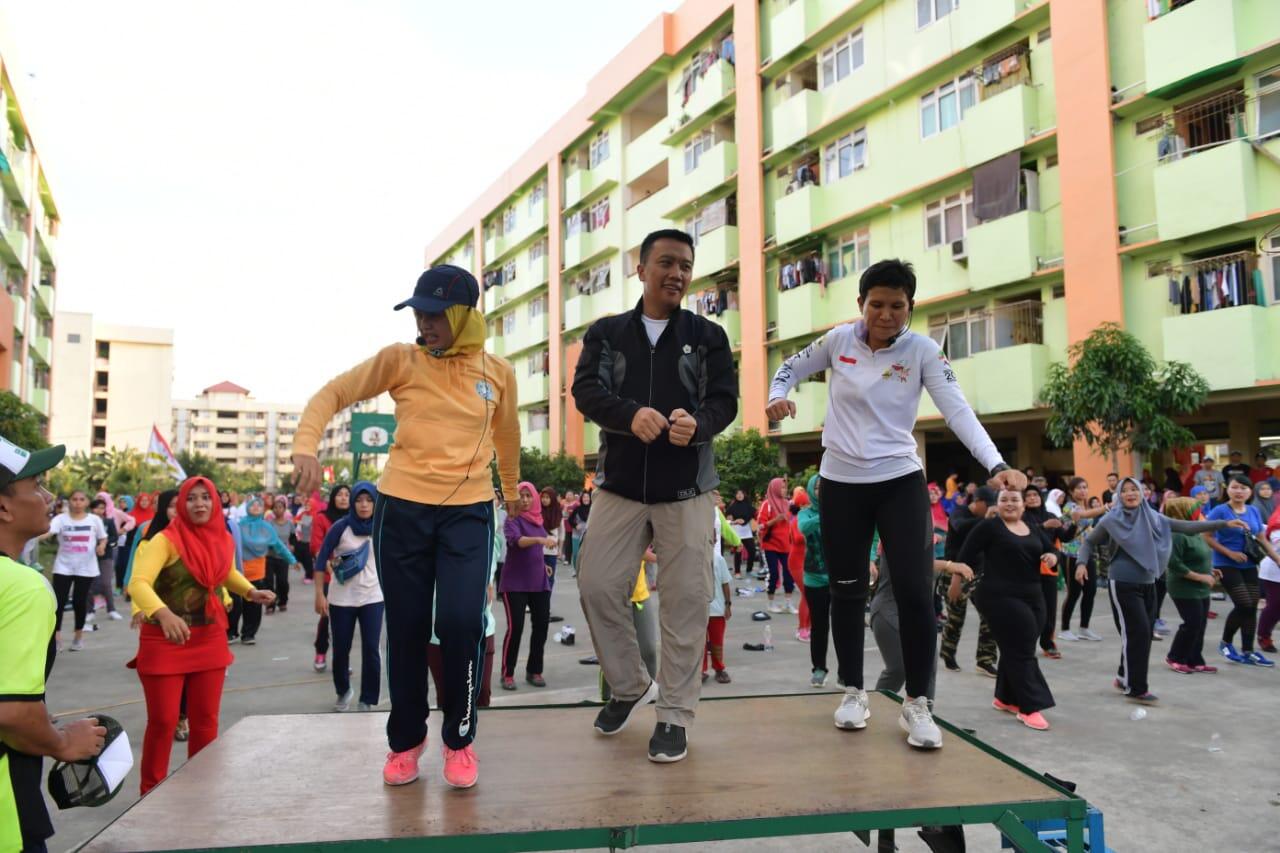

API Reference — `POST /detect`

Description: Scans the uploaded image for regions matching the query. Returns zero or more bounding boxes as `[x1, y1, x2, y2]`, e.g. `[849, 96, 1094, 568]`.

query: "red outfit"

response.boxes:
[139, 668, 225, 793]
[756, 501, 792, 552]
[704, 616, 727, 673]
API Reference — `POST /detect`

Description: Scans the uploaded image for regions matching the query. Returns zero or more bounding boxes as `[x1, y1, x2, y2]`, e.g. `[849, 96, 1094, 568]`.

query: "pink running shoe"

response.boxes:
[1191, 664, 1218, 673]
[992, 698, 1019, 714]
[1017, 711, 1050, 731]
[382, 741, 425, 786]
[795, 628, 811, 642]
[1166, 659, 1193, 674]
[442, 744, 478, 789]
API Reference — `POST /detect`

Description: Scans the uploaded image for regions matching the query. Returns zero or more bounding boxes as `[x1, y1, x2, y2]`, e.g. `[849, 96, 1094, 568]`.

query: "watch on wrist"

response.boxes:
[989, 462, 1011, 478]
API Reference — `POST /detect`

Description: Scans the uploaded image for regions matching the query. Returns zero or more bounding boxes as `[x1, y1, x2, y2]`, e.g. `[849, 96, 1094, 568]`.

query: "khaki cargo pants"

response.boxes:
[578, 488, 715, 728]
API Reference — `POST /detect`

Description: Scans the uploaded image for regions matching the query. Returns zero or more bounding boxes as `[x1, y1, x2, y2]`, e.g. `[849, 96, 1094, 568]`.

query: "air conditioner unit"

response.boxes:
[951, 239, 968, 262]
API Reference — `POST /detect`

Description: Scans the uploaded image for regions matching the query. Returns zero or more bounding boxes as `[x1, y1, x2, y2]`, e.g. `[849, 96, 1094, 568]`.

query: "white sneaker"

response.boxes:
[69, 638, 85, 652]
[1077, 628, 1102, 642]
[834, 688, 870, 730]
[1057, 630, 1079, 642]
[769, 602, 783, 614]
[85, 612, 95, 624]
[899, 696, 942, 749]
[335, 687, 354, 712]
[786, 601, 799, 615]
[108, 611, 123, 621]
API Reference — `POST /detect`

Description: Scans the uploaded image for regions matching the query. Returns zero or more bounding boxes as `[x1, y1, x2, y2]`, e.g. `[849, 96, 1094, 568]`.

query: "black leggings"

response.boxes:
[978, 583, 1054, 715]
[1039, 575, 1059, 651]
[820, 472, 934, 697]
[52, 574, 93, 633]
[1168, 596, 1209, 667]
[501, 590, 551, 677]
[1218, 566, 1260, 653]
[803, 583, 832, 672]
[1061, 555, 1097, 630]
[733, 538, 757, 575]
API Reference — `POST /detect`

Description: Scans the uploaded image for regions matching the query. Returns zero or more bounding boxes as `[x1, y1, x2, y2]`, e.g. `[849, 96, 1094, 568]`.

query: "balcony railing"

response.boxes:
[1156, 88, 1257, 163]
[930, 299, 1044, 360]
[1147, 0, 1200, 19]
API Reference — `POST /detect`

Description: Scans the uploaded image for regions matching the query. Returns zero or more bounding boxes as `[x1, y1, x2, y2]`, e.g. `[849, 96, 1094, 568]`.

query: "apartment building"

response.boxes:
[171, 383, 303, 490]
[49, 312, 174, 455]
[0, 55, 59, 425]
[425, 0, 1280, 484]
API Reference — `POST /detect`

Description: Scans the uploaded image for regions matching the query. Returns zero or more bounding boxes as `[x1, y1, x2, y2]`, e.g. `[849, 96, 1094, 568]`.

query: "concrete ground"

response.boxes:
[42, 569, 1277, 852]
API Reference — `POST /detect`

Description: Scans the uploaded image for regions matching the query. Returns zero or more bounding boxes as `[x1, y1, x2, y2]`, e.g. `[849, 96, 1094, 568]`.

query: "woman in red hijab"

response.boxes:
[757, 477, 796, 614]
[127, 477, 275, 794]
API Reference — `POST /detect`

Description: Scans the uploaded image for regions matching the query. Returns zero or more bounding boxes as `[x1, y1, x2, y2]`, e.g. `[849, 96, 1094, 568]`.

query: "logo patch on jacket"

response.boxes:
[838, 355, 857, 364]
[475, 380, 495, 401]
[882, 363, 910, 382]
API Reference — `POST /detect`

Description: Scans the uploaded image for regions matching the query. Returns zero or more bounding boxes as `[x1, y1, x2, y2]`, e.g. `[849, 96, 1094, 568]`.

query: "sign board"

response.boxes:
[351, 413, 397, 455]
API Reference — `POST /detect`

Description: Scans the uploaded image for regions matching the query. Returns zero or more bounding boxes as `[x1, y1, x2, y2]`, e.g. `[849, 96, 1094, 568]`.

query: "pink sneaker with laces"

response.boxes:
[1017, 711, 1051, 731]
[442, 744, 478, 789]
[382, 740, 425, 786]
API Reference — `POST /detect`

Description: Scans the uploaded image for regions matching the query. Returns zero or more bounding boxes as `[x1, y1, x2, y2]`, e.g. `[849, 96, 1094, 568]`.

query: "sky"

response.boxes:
[0, 0, 679, 402]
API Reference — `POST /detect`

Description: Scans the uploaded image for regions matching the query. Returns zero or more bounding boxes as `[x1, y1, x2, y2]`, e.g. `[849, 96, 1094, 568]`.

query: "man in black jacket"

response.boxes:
[572, 229, 738, 763]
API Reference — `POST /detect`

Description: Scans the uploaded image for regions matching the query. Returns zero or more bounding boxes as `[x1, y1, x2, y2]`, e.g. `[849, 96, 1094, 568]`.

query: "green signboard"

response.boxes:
[350, 413, 397, 454]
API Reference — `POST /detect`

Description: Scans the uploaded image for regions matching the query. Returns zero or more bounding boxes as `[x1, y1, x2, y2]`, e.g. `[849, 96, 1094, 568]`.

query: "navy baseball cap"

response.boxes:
[394, 265, 480, 314]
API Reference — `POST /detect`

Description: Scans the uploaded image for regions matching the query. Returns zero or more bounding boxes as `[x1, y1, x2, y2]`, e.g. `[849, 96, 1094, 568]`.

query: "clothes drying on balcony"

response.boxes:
[691, 287, 738, 318]
[973, 152, 1022, 222]
[785, 163, 818, 194]
[779, 254, 826, 292]
[1167, 252, 1264, 315]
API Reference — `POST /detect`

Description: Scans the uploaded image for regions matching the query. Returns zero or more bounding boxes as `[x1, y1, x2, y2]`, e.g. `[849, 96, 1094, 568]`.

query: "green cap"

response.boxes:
[0, 436, 65, 489]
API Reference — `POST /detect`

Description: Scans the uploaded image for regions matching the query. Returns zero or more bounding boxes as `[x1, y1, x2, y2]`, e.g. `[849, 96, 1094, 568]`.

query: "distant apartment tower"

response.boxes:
[49, 312, 174, 454]
[171, 383, 303, 490]
[0, 55, 60, 424]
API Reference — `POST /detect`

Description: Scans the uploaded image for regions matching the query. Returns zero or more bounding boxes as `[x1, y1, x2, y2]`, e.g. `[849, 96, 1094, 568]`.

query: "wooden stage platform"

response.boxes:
[80, 692, 1095, 852]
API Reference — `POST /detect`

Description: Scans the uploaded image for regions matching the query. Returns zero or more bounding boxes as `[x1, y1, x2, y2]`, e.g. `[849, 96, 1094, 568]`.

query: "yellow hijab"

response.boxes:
[423, 304, 486, 358]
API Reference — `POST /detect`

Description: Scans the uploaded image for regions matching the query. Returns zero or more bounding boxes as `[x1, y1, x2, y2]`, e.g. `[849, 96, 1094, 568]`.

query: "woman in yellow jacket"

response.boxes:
[127, 477, 274, 794]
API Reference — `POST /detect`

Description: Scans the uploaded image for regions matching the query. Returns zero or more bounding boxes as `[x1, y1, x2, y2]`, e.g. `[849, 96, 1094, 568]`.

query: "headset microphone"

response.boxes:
[416, 336, 426, 346]
[885, 325, 910, 346]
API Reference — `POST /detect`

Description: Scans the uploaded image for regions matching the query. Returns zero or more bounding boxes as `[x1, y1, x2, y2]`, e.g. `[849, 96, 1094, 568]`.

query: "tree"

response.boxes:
[513, 448, 588, 497]
[0, 391, 47, 450]
[320, 457, 381, 485]
[1039, 322, 1209, 475]
[714, 429, 783, 500]
[175, 450, 219, 481]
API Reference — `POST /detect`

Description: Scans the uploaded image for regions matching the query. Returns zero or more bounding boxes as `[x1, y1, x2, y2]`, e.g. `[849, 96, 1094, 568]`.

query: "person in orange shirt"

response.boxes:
[757, 477, 796, 614]
[291, 266, 520, 791]
[789, 486, 811, 641]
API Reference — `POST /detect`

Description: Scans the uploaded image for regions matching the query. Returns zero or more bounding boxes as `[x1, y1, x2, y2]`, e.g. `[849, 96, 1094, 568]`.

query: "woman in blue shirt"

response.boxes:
[1205, 475, 1280, 666]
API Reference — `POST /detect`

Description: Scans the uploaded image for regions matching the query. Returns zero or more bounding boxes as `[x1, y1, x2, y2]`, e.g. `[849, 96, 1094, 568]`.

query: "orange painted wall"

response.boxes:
[1049, 0, 1128, 486]
[733, 0, 767, 434]
[547, 155, 565, 454]
[563, 339, 585, 462]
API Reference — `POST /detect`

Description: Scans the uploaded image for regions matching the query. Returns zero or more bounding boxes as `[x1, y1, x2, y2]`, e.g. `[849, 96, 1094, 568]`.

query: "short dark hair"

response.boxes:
[639, 229, 695, 264]
[974, 486, 999, 504]
[1227, 474, 1253, 491]
[89, 498, 106, 510]
[858, 258, 916, 304]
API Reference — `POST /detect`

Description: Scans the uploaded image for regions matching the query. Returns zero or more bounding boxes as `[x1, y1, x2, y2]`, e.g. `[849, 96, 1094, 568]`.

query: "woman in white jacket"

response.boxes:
[767, 259, 1025, 750]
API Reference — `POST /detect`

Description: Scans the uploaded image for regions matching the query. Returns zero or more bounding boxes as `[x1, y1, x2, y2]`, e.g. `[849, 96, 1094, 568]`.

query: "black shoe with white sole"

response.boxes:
[593, 680, 658, 736]
[647, 722, 688, 763]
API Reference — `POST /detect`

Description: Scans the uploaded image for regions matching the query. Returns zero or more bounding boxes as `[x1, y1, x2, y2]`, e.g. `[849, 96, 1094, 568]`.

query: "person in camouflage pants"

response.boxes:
[939, 486, 999, 675]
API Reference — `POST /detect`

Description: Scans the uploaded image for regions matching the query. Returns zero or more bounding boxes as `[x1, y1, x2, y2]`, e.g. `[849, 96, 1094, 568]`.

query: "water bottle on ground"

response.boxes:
[762, 624, 773, 651]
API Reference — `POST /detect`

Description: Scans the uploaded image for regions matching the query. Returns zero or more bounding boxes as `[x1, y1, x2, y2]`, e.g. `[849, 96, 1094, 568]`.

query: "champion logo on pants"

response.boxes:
[458, 659, 475, 737]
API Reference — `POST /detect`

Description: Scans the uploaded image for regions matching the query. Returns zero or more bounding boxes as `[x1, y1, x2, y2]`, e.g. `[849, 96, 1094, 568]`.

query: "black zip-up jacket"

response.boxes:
[572, 299, 738, 504]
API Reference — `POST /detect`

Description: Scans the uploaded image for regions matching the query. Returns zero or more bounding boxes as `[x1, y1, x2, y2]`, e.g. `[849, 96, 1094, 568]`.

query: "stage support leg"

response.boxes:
[994, 811, 1054, 853]
[1065, 814, 1086, 853]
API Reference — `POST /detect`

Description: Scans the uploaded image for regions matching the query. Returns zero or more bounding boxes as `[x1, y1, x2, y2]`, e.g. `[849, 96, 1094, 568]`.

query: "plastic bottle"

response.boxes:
[762, 624, 774, 651]
[1207, 733, 1222, 753]
[1128, 708, 1147, 721]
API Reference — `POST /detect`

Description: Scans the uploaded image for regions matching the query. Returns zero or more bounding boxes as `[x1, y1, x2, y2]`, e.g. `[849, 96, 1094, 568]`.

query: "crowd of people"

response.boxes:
[6, 234, 1280, 853]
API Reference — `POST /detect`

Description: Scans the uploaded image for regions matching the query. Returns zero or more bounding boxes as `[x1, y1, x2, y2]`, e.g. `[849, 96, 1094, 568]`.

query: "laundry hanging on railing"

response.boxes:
[779, 253, 827, 292]
[1165, 251, 1264, 315]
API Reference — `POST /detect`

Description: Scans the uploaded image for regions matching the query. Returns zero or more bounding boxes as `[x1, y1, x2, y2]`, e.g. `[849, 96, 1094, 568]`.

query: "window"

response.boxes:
[920, 74, 977, 138]
[529, 181, 546, 211]
[822, 128, 867, 181]
[529, 238, 547, 267]
[589, 197, 611, 231]
[685, 194, 737, 243]
[96, 341, 110, 359]
[1258, 66, 1280, 140]
[589, 130, 610, 168]
[66, 333, 80, 343]
[92, 426, 106, 448]
[94, 371, 108, 390]
[826, 228, 871, 280]
[502, 207, 516, 234]
[502, 260, 517, 284]
[589, 262, 611, 292]
[917, 0, 957, 29]
[819, 29, 864, 89]
[529, 410, 550, 432]
[924, 189, 976, 248]
[684, 130, 715, 174]
[530, 295, 548, 319]
[928, 307, 986, 361]
[94, 398, 107, 416]
[503, 312, 517, 335]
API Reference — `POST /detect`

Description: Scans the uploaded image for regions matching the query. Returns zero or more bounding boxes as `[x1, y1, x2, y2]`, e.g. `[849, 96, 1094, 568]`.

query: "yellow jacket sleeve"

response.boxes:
[293, 345, 406, 458]
[128, 534, 256, 618]
[490, 355, 522, 500]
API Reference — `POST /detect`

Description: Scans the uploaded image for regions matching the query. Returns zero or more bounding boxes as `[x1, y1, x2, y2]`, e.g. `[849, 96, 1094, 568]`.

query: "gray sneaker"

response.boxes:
[810, 668, 829, 688]
[1078, 627, 1103, 642]
[69, 638, 85, 652]
[833, 688, 869, 730]
[899, 696, 942, 749]
[335, 687, 354, 712]
[357, 701, 376, 711]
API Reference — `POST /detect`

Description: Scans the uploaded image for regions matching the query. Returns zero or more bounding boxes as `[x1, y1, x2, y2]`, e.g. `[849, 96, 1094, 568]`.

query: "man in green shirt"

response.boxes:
[0, 437, 105, 852]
